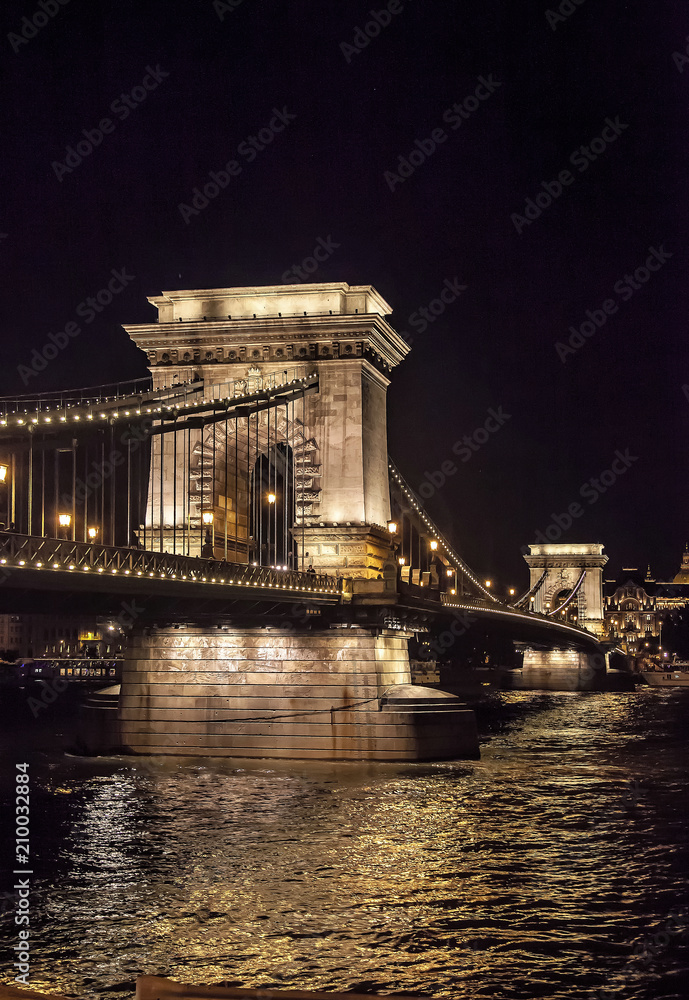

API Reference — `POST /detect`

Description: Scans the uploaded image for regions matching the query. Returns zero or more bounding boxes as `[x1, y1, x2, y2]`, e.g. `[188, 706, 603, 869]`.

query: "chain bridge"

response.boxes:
[0, 282, 604, 761]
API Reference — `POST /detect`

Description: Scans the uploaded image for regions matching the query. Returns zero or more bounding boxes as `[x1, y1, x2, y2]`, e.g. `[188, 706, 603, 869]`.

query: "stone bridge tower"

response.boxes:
[524, 543, 608, 636]
[124, 282, 410, 577]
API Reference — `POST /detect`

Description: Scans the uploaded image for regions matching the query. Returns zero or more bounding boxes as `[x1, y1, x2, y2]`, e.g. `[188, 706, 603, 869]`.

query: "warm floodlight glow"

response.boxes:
[430, 540, 438, 550]
[58, 514, 71, 528]
[485, 579, 492, 588]
[202, 511, 214, 524]
[509, 588, 515, 595]
[398, 557, 406, 566]
[387, 520, 398, 533]
[446, 568, 453, 577]
[267, 493, 276, 504]
[88, 526, 99, 539]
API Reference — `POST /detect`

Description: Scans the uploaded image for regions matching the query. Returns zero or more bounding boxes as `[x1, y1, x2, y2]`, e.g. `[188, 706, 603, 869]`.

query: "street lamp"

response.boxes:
[201, 510, 215, 557]
[58, 513, 71, 539]
[509, 588, 515, 596]
[398, 556, 406, 566]
[387, 520, 397, 534]
[88, 526, 99, 540]
[430, 539, 438, 551]
[0, 463, 8, 531]
[485, 579, 492, 588]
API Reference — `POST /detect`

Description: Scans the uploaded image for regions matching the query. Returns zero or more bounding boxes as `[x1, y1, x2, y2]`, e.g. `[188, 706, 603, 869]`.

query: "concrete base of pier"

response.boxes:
[79, 625, 479, 761]
[508, 649, 606, 691]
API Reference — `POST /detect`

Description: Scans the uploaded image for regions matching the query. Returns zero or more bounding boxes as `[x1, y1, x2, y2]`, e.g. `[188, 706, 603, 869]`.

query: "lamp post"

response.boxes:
[0, 463, 8, 530]
[58, 513, 71, 540]
[202, 511, 214, 558]
[267, 493, 276, 565]
[88, 526, 99, 541]
[386, 519, 402, 569]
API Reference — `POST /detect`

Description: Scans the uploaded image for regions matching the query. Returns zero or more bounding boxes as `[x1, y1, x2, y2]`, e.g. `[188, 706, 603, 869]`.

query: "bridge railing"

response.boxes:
[0, 367, 313, 422]
[0, 376, 154, 415]
[0, 532, 340, 596]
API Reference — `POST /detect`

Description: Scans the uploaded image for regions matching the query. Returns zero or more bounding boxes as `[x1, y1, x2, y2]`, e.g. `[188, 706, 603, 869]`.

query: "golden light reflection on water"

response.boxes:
[8, 691, 689, 999]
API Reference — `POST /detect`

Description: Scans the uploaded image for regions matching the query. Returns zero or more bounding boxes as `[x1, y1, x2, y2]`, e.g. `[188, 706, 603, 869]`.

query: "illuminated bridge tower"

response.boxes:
[124, 282, 408, 576]
[114, 283, 476, 761]
[524, 543, 608, 634]
[518, 542, 608, 690]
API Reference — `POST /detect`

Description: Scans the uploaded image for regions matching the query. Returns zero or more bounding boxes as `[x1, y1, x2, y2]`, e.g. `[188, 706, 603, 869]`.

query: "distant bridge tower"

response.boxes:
[124, 283, 409, 576]
[516, 542, 609, 691]
[524, 543, 608, 636]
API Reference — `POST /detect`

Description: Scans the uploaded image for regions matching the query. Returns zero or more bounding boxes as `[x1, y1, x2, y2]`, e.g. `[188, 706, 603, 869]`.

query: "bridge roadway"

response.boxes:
[0, 530, 603, 651]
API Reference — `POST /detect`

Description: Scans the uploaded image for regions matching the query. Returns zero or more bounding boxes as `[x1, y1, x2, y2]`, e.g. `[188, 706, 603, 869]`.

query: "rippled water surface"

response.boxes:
[1, 690, 688, 999]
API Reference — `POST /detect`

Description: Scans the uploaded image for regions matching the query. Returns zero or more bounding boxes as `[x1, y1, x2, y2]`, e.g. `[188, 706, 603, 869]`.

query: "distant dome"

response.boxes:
[672, 543, 689, 584]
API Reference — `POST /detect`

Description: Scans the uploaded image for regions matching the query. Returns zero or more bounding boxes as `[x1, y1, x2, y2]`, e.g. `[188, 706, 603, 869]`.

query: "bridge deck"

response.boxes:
[0, 532, 340, 604]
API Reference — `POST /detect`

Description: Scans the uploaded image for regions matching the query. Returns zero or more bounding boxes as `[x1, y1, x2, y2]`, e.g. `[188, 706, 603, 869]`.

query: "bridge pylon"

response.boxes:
[125, 283, 409, 577]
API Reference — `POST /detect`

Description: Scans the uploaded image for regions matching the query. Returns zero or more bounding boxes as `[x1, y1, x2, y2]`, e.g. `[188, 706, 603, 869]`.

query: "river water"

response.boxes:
[1, 689, 688, 999]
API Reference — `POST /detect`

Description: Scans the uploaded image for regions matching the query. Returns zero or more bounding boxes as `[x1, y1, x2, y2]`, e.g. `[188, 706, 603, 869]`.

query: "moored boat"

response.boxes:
[641, 669, 689, 687]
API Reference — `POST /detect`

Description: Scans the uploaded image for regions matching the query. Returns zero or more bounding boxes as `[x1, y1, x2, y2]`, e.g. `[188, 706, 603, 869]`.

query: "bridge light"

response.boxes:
[88, 527, 99, 540]
[485, 580, 492, 588]
[446, 568, 453, 577]
[509, 588, 515, 596]
[267, 493, 276, 504]
[398, 557, 406, 566]
[202, 511, 214, 525]
[430, 540, 438, 550]
[387, 520, 398, 534]
[0, 464, 7, 483]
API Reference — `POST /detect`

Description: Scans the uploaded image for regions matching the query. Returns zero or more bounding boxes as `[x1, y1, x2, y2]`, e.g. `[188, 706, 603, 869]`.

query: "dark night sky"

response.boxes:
[0, 0, 686, 589]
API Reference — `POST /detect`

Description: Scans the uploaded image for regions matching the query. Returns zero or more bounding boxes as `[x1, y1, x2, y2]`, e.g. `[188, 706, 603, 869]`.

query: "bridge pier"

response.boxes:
[94, 623, 479, 761]
[510, 649, 607, 691]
